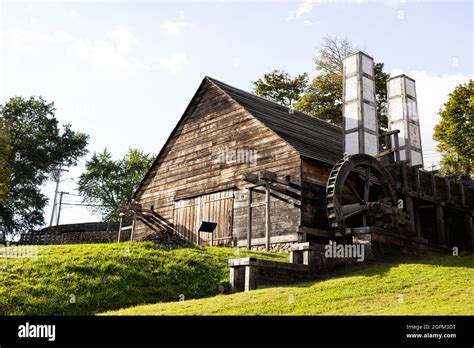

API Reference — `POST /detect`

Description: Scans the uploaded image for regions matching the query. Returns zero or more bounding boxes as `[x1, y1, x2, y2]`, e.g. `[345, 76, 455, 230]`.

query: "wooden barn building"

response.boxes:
[128, 57, 473, 254]
[130, 76, 343, 251]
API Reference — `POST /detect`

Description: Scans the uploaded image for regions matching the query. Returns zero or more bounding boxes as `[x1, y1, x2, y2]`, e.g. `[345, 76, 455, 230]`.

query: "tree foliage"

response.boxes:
[313, 36, 354, 76]
[252, 70, 308, 107]
[294, 72, 343, 125]
[373, 62, 390, 140]
[252, 36, 390, 143]
[433, 80, 473, 180]
[0, 96, 89, 236]
[77, 148, 154, 221]
[0, 118, 11, 203]
[296, 36, 390, 133]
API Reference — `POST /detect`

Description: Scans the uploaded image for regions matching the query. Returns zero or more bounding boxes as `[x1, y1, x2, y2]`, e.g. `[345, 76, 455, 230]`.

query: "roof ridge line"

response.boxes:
[206, 76, 341, 131]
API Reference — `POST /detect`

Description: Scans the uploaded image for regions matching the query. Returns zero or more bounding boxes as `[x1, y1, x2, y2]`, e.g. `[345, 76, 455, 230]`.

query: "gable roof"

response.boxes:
[206, 77, 342, 165]
[133, 76, 343, 199]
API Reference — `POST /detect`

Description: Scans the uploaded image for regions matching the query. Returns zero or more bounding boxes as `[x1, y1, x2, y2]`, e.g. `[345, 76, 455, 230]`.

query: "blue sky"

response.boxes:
[1, 0, 472, 226]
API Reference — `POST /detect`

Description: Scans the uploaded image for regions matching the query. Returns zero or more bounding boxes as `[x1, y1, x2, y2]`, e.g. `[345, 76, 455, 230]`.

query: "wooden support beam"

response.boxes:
[466, 213, 473, 250]
[415, 170, 421, 192]
[298, 226, 333, 238]
[415, 206, 421, 238]
[405, 197, 416, 233]
[384, 132, 392, 162]
[374, 147, 398, 159]
[417, 204, 435, 209]
[247, 188, 252, 250]
[362, 167, 370, 227]
[265, 183, 271, 252]
[401, 162, 408, 188]
[445, 179, 451, 202]
[436, 205, 446, 247]
[430, 174, 437, 198]
[459, 183, 465, 207]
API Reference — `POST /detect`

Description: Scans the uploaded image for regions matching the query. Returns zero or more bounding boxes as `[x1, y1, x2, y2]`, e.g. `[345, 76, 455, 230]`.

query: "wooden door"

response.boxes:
[173, 198, 199, 242]
[174, 190, 234, 246]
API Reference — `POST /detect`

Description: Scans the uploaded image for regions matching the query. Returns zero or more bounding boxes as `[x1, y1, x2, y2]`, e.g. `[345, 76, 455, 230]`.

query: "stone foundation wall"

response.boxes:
[249, 242, 293, 253]
[19, 222, 124, 245]
[19, 229, 126, 245]
[353, 229, 450, 259]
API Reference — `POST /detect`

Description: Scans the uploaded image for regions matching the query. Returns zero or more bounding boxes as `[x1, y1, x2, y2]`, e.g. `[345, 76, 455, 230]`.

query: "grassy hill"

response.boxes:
[103, 255, 474, 316]
[0, 242, 286, 315]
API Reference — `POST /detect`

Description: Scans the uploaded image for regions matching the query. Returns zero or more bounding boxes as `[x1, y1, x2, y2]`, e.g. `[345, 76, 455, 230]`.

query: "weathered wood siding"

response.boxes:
[233, 181, 302, 247]
[300, 157, 333, 232]
[134, 80, 302, 244]
[174, 190, 234, 246]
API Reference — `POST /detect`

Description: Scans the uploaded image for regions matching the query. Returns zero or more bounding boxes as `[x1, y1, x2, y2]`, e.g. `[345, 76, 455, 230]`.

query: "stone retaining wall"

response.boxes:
[19, 222, 125, 245]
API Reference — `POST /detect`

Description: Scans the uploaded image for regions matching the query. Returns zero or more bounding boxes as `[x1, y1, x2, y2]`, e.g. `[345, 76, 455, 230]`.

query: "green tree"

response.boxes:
[252, 70, 308, 107]
[77, 148, 154, 221]
[0, 117, 11, 202]
[295, 36, 390, 135]
[374, 62, 390, 141]
[433, 80, 473, 180]
[252, 36, 390, 142]
[294, 72, 343, 125]
[0, 96, 89, 236]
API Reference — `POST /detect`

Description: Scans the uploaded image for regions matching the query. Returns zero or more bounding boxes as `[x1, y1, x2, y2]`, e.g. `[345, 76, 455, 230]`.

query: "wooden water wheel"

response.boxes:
[326, 154, 399, 237]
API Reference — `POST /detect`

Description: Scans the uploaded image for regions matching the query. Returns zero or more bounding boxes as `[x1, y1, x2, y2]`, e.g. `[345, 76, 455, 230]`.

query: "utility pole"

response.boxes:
[49, 167, 69, 227]
[56, 191, 69, 226]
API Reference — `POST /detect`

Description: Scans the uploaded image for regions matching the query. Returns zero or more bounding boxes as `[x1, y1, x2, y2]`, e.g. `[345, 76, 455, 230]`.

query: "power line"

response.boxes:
[63, 193, 83, 197]
[60, 202, 113, 207]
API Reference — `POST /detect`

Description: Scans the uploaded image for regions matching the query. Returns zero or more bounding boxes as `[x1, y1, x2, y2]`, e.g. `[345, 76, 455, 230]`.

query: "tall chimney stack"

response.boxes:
[387, 75, 423, 167]
[342, 51, 379, 156]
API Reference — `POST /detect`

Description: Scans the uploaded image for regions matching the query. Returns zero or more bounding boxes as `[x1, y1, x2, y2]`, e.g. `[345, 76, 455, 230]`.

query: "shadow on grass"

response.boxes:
[269, 254, 474, 290]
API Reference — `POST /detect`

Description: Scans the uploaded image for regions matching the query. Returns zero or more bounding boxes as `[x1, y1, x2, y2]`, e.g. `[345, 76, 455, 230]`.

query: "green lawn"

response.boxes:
[0, 242, 287, 315]
[103, 255, 474, 316]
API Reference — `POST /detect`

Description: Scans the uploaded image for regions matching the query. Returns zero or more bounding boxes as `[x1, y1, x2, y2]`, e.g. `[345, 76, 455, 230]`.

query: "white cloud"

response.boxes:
[159, 52, 188, 73]
[287, 1, 314, 21]
[106, 25, 140, 55]
[390, 69, 473, 169]
[4, 26, 146, 79]
[162, 20, 193, 36]
[286, 0, 407, 21]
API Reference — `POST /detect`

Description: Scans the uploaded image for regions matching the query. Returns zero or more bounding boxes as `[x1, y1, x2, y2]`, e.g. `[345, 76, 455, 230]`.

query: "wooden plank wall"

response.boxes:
[233, 184, 302, 247]
[300, 157, 334, 232]
[173, 197, 198, 242]
[173, 190, 234, 246]
[200, 190, 234, 246]
[134, 80, 302, 244]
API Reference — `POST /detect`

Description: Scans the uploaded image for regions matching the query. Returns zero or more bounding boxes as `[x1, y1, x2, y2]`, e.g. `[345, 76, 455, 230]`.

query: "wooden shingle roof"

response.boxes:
[207, 77, 343, 165]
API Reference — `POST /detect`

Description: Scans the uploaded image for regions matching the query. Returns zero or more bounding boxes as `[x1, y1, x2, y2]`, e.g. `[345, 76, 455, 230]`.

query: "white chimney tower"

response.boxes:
[387, 75, 423, 167]
[342, 51, 379, 156]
